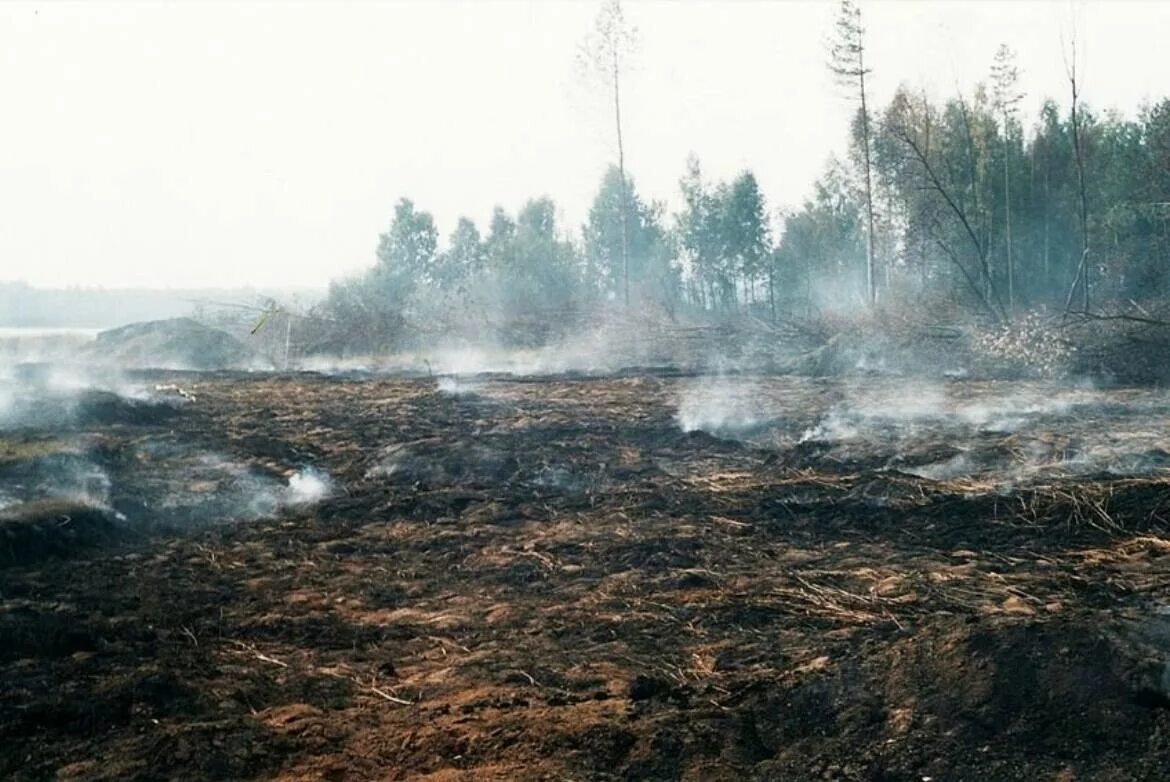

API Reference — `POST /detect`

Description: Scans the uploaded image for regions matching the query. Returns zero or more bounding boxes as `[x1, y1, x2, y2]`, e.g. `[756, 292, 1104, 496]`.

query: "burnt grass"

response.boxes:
[3, 371, 1170, 780]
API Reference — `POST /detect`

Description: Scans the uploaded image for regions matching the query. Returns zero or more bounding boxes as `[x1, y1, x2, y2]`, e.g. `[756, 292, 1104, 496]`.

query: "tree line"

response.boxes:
[317, 0, 1170, 350]
[317, 157, 791, 350]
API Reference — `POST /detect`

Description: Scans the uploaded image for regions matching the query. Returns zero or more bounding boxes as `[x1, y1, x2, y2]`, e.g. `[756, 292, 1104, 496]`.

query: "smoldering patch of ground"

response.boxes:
[2, 371, 1170, 781]
[674, 375, 1170, 487]
[0, 369, 334, 564]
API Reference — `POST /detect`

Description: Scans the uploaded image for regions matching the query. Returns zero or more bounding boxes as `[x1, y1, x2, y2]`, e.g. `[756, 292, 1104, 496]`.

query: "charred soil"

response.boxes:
[3, 372, 1170, 780]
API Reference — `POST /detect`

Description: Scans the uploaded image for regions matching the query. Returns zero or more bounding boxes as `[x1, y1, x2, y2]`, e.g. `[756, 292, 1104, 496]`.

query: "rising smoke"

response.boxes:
[674, 375, 770, 435]
[0, 331, 334, 533]
[674, 375, 1170, 487]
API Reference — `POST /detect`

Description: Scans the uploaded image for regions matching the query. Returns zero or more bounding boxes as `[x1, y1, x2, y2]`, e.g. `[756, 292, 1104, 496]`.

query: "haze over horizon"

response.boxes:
[2, 0, 1167, 290]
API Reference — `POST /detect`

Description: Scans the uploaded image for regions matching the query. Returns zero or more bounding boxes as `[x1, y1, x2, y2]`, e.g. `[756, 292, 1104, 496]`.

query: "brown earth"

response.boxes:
[3, 371, 1170, 781]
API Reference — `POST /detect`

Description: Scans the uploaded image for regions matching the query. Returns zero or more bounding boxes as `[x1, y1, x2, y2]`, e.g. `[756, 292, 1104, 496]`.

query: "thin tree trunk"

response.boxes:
[1028, 142, 1037, 303]
[283, 314, 293, 371]
[613, 53, 631, 307]
[896, 127, 1006, 319]
[859, 63, 878, 305]
[1043, 168, 1050, 293]
[1003, 117, 1014, 314]
[1071, 80, 1090, 311]
[768, 263, 776, 323]
[919, 227, 927, 290]
[955, 94, 993, 302]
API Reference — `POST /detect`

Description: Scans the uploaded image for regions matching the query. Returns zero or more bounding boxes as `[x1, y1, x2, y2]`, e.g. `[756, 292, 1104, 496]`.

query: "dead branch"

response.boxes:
[229, 641, 289, 668]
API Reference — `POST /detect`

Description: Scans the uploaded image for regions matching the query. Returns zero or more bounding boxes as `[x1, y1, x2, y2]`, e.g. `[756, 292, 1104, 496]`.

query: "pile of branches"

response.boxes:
[958, 302, 1170, 384]
[1059, 305, 1170, 385]
[971, 310, 1078, 379]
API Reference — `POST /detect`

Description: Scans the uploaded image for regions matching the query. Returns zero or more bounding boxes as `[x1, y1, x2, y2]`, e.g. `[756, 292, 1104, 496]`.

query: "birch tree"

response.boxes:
[579, 0, 638, 306]
[1063, 31, 1092, 313]
[991, 44, 1024, 313]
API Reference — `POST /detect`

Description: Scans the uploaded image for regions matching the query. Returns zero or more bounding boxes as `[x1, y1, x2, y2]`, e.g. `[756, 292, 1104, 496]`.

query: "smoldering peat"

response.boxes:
[7, 370, 1170, 781]
[0, 364, 335, 546]
[673, 375, 1170, 486]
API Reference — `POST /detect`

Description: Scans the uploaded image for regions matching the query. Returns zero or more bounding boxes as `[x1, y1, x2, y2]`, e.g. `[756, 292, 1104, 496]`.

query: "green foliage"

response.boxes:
[674, 158, 772, 311]
[724, 171, 771, 297]
[503, 197, 581, 309]
[317, 44, 1170, 351]
[584, 165, 679, 302]
[375, 198, 438, 295]
[775, 159, 867, 310]
[828, 77, 1170, 314]
[435, 217, 484, 292]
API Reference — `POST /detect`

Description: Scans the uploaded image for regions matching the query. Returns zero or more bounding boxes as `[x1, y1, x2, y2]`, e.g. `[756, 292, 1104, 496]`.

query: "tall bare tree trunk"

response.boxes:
[828, 0, 876, 305]
[768, 263, 776, 323]
[1003, 123, 1014, 313]
[990, 43, 1022, 313]
[1043, 168, 1050, 291]
[1071, 81, 1090, 311]
[859, 64, 878, 306]
[1061, 33, 1090, 314]
[614, 52, 630, 307]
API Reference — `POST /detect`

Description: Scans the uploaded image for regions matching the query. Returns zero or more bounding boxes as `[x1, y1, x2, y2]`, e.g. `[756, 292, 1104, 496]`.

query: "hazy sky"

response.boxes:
[1, 1, 1168, 289]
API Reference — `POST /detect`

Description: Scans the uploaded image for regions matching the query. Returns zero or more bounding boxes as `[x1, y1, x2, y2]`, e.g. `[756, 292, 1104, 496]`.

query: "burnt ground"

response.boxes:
[3, 371, 1170, 780]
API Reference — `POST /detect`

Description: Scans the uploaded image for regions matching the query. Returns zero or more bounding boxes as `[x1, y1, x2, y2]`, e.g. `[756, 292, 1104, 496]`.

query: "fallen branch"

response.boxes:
[367, 684, 414, 706]
[229, 641, 289, 668]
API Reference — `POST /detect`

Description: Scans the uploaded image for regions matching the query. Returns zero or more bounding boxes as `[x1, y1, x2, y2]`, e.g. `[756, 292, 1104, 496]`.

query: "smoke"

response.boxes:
[901, 453, 978, 481]
[0, 330, 162, 419]
[53, 368, 151, 400]
[150, 453, 274, 521]
[675, 375, 772, 434]
[671, 374, 1170, 486]
[367, 439, 519, 486]
[797, 386, 1087, 443]
[0, 351, 155, 520]
[530, 465, 587, 494]
[798, 389, 947, 443]
[2, 437, 334, 537]
[0, 445, 114, 514]
[0, 327, 98, 369]
[1, 329, 340, 539]
[49, 458, 112, 508]
[436, 375, 483, 396]
[300, 306, 782, 379]
[145, 455, 335, 524]
[365, 436, 604, 498]
[284, 467, 334, 506]
[300, 347, 528, 379]
[304, 334, 624, 378]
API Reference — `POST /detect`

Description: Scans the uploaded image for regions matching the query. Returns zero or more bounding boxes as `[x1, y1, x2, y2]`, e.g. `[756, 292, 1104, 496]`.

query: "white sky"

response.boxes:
[1, 0, 1168, 289]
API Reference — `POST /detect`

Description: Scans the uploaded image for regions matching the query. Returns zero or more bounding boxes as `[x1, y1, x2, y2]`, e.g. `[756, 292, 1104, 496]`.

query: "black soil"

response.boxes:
[2, 372, 1170, 781]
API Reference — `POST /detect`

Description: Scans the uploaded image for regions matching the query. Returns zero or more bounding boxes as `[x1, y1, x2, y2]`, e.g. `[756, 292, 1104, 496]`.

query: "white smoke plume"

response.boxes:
[674, 375, 770, 434]
[283, 467, 334, 506]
